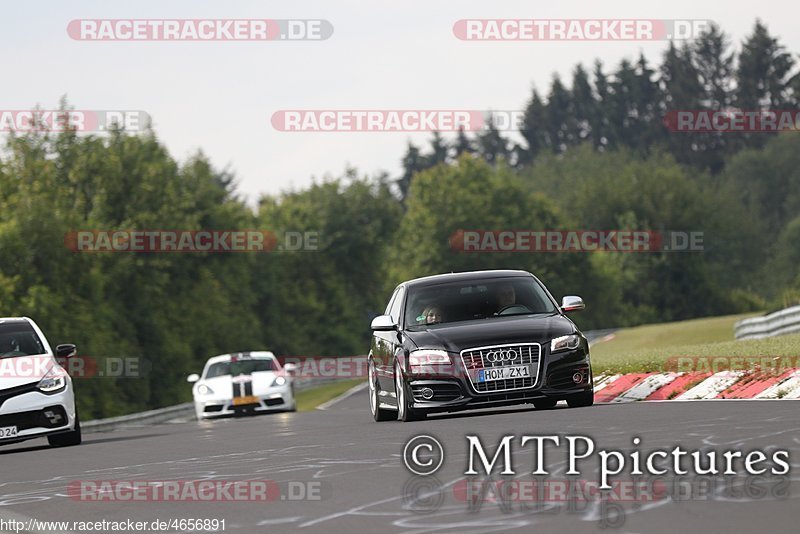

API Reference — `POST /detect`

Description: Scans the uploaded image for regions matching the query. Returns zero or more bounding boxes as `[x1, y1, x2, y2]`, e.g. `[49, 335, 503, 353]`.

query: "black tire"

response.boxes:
[533, 398, 558, 410]
[566, 390, 594, 408]
[48, 413, 82, 447]
[395, 363, 426, 422]
[287, 385, 297, 412]
[369, 359, 395, 422]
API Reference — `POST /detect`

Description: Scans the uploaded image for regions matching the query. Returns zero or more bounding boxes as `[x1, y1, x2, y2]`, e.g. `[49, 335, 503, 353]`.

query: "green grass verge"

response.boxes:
[295, 379, 366, 412]
[590, 312, 800, 374]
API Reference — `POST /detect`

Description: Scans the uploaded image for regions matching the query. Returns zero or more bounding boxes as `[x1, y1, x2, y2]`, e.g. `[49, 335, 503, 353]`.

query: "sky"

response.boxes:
[2, 1, 798, 203]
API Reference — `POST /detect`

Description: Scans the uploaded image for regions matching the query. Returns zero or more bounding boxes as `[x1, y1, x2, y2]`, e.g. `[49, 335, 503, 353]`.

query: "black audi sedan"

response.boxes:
[368, 270, 593, 421]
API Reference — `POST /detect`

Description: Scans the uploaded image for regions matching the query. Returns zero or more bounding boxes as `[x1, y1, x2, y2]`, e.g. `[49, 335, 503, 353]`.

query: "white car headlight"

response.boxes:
[409, 350, 452, 366]
[551, 334, 581, 353]
[197, 384, 214, 395]
[274, 376, 286, 386]
[38, 365, 68, 393]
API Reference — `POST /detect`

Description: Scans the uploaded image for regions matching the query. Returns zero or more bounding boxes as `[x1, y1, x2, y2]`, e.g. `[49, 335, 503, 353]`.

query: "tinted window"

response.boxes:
[205, 358, 276, 378]
[404, 277, 557, 327]
[0, 322, 46, 358]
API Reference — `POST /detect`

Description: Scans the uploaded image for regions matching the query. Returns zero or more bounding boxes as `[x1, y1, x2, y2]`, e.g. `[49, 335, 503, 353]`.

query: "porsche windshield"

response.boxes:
[205, 358, 276, 378]
[404, 277, 558, 328]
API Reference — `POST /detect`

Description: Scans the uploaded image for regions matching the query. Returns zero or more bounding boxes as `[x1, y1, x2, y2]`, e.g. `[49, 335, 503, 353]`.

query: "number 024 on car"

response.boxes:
[478, 366, 530, 382]
[1, 426, 18, 438]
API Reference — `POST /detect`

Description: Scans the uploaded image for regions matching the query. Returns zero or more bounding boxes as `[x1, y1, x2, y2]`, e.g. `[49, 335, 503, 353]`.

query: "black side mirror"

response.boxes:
[55, 344, 77, 358]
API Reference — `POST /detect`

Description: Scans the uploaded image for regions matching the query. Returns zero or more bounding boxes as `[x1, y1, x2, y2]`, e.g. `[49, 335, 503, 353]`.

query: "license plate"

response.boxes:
[233, 396, 260, 406]
[478, 365, 530, 382]
[1, 426, 18, 438]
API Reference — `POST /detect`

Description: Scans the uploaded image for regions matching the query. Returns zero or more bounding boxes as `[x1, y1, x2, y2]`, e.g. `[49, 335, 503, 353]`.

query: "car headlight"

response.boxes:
[37, 366, 67, 393]
[409, 350, 451, 366]
[197, 384, 214, 395]
[551, 334, 581, 353]
[273, 376, 286, 386]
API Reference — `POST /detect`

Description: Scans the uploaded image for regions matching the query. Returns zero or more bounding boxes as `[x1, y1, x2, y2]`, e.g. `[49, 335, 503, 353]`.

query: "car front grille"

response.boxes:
[460, 343, 541, 393]
[0, 382, 39, 408]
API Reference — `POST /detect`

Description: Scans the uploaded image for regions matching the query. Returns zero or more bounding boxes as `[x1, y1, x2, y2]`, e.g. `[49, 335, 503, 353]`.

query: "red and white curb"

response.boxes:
[594, 369, 800, 402]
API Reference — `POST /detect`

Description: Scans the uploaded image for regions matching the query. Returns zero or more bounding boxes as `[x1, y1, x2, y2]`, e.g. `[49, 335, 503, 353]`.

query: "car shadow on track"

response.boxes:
[0, 433, 167, 455]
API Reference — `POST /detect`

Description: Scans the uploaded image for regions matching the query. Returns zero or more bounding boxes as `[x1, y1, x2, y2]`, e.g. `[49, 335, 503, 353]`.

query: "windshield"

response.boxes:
[404, 276, 558, 328]
[204, 358, 276, 378]
[0, 322, 46, 358]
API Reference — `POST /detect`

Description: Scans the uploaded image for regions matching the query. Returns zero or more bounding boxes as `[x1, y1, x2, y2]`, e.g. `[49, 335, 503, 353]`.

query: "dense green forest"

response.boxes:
[1, 21, 799, 418]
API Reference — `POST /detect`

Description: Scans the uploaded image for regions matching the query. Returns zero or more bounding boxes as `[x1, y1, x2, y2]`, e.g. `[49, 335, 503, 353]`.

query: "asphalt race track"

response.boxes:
[1, 390, 798, 534]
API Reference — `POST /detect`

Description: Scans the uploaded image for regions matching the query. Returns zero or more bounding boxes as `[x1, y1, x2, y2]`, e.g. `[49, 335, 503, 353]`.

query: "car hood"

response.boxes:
[404, 314, 577, 353]
[200, 371, 280, 396]
[0, 354, 55, 390]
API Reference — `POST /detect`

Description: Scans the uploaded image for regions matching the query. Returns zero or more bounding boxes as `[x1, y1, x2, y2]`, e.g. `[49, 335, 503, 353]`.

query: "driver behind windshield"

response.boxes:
[0, 336, 22, 357]
[495, 283, 516, 313]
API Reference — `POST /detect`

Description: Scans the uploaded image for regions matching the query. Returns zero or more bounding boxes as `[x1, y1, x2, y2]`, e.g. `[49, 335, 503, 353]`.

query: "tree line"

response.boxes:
[400, 19, 799, 185]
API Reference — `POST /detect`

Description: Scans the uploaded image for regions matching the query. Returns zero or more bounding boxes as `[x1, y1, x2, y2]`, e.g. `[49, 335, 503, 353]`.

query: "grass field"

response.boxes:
[590, 312, 800, 374]
[295, 379, 365, 411]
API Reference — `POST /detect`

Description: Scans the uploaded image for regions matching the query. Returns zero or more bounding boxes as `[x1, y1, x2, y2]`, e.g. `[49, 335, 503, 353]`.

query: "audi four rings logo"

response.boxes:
[485, 349, 518, 363]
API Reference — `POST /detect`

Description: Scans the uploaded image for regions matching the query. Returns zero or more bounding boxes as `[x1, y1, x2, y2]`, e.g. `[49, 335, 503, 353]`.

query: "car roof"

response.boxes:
[402, 270, 534, 288]
[204, 351, 276, 365]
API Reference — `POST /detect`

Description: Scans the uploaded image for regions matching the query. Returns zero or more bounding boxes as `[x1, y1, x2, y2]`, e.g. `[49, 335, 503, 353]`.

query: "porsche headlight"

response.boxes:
[273, 376, 286, 386]
[551, 334, 580, 353]
[197, 384, 214, 395]
[37, 366, 67, 393]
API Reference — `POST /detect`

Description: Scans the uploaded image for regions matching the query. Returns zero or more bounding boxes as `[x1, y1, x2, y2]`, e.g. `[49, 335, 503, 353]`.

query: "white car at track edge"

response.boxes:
[188, 351, 296, 420]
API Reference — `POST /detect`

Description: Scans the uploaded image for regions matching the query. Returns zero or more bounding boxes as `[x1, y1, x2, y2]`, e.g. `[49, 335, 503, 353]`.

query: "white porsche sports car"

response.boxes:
[188, 351, 296, 420]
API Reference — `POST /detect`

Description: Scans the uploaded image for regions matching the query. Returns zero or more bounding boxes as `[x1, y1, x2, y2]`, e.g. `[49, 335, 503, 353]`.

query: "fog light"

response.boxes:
[43, 410, 63, 424]
[572, 372, 584, 384]
[421, 388, 434, 400]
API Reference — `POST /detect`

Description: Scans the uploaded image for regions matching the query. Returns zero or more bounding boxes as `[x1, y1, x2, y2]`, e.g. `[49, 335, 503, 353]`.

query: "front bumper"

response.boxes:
[405, 348, 592, 414]
[194, 385, 295, 419]
[0, 383, 77, 443]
